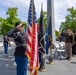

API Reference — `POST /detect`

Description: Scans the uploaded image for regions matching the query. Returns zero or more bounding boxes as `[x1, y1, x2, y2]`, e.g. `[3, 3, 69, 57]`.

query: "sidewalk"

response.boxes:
[0, 43, 76, 75]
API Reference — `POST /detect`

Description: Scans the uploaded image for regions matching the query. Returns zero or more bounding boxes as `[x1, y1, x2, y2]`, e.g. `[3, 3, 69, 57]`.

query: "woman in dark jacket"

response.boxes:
[7, 22, 28, 75]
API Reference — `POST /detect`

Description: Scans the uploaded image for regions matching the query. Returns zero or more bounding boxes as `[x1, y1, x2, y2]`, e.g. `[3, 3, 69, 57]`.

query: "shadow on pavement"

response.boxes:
[70, 62, 76, 64]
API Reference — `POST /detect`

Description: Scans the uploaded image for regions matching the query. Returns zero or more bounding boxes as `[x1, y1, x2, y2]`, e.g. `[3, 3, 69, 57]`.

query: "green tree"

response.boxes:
[6, 7, 20, 27]
[0, 7, 26, 35]
[0, 17, 6, 34]
[59, 7, 76, 31]
[55, 30, 60, 36]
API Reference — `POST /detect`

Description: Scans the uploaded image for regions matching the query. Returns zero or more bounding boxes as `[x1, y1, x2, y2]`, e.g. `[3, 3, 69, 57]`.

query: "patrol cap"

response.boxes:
[15, 21, 21, 27]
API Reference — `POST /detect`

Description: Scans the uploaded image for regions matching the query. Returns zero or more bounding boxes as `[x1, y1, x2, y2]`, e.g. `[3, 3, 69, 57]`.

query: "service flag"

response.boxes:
[26, 0, 39, 75]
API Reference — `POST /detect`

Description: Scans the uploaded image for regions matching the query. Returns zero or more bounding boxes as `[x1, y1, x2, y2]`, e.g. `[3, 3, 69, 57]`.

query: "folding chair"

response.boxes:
[61, 42, 66, 49]
[54, 42, 66, 59]
[58, 42, 67, 58]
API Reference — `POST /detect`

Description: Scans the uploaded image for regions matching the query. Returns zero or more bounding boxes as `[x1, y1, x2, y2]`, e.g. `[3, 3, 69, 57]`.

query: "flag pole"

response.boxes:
[48, 6, 54, 64]
[39, 3, 46, 72]
[42, 3, 46, 69]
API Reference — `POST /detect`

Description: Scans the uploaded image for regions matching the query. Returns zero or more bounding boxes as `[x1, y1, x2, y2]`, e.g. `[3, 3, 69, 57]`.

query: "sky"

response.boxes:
[0, 0, 76, 31]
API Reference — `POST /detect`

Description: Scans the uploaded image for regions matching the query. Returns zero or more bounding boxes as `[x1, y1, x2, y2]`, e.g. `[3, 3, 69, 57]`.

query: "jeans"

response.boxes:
[4, 43, 8, 54]
[15, 55, 28, 75]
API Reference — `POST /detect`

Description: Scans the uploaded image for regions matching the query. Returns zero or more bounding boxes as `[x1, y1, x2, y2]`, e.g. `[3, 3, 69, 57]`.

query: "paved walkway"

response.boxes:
[0, 46, 76, 75]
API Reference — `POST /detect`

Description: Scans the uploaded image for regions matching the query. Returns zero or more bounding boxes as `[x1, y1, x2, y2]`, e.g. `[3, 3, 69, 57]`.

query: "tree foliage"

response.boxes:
[0, 7, 26, 35]
[59, 7, 76, 31]
[55, 30, 60, 36]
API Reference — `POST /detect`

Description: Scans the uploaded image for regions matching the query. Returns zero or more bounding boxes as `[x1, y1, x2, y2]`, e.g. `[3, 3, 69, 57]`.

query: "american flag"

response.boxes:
[26, 0, 39, 75]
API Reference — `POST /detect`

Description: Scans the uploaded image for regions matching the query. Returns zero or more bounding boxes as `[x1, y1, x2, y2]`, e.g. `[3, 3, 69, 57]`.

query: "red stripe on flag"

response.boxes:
[26, 25, 32, 59]
[28, 28, 32, 36]
[27, 39, 31, 48]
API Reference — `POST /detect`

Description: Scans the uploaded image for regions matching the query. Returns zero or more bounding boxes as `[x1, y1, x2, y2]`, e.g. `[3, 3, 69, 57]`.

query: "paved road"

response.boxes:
[0, 46, 76, 75]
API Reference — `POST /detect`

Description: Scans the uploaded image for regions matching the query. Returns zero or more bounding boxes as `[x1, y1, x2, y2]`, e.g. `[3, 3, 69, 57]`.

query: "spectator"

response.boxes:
[3, 34, 10, 55]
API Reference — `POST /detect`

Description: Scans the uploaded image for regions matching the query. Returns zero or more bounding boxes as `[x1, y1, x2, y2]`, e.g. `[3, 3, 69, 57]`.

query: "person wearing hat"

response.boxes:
[7, 22, 28, 75]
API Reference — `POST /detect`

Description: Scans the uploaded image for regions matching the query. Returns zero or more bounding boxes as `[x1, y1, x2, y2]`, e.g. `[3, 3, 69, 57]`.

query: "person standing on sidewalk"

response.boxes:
[3, 34, 10, 55]
[7, 22, 28, 75]
[61, 27, 73, 61]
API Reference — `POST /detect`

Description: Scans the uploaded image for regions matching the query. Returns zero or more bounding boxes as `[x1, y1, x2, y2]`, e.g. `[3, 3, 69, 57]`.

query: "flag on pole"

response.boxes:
[48, 15, 52, 48]
[26, 0, 32, 59]
[46, 15, 52, 54]
[48, 15, 52, 36]
[26, 0, 39, 75]
[38, 4, 46, 71]
[46, 15, 54, 64]
[38, 4, 45, 54]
